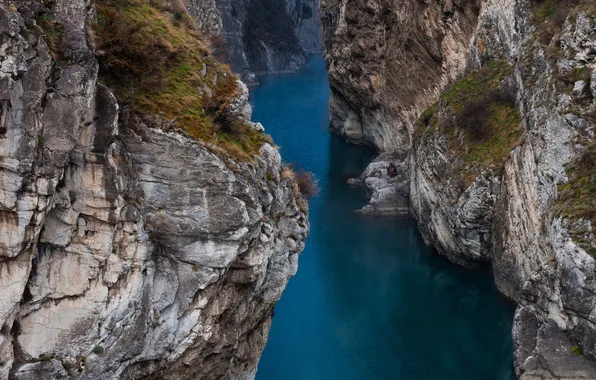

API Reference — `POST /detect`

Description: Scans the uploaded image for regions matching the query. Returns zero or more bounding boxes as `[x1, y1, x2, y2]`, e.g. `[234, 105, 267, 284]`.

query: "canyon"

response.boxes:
[0, 0, 594, 379]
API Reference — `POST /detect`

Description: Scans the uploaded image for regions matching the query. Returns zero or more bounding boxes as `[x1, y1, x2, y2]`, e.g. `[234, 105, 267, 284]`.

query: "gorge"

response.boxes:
[0, 0, 594, 379]
[251, 57, 515, 380]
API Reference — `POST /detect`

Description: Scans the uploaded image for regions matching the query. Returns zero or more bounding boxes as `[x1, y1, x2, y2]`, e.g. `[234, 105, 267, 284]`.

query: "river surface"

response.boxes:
[251, 56, 515, 380]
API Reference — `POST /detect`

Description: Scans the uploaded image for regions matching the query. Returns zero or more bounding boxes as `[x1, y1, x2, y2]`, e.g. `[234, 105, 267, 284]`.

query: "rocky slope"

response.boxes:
[322, 0, 596, 378]
[0, 1, 308, 379]
[191, 0, 322, 84]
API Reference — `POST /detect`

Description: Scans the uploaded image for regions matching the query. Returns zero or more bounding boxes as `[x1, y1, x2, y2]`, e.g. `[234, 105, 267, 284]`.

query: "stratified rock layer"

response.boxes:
[0, 1, 308, 379]
[322, 0, 596, 378]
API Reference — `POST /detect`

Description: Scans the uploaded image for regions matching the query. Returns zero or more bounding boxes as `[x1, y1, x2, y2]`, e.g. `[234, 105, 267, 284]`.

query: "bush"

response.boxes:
[572, 344, 582, 356]
[456, 88, 516, 142]
[532, 0, 583, 44]
[425, 61, 522, 187]
[295, 170, 319, 200]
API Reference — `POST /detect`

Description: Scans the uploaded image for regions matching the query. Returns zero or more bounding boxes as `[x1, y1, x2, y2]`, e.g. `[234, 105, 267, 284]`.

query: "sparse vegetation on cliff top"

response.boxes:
[94, 0, 268, 159]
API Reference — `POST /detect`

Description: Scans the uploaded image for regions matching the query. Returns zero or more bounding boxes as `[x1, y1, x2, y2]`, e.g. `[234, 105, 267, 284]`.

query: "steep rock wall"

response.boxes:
[0, 1, 308, 379]
[191, 0, 322, 83]
[322, 0, 596, 378]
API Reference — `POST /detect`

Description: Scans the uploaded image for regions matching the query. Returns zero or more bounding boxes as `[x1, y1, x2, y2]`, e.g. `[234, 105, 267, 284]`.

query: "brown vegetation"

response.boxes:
[295, 170, 319, 200]
[557, 140, 596, 257]
[417, 62, 523, 188]
[94, 0, 268, 159]
[532, 0, 596, 45]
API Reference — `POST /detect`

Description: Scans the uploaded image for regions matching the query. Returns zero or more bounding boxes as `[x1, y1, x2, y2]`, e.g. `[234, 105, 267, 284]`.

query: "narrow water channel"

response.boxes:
[252, 56, 516, 380]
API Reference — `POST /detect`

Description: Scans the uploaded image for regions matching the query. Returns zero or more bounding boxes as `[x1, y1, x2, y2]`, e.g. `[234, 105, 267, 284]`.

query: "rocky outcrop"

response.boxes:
[320, 0, 482, 152]
[0, 1, 308, 379]
[322, 0, 596, 378]
[191, 0, 322, 84]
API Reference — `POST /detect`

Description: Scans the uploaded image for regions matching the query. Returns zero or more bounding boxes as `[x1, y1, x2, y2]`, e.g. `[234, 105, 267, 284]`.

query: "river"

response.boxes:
[251, 56, 515, 380]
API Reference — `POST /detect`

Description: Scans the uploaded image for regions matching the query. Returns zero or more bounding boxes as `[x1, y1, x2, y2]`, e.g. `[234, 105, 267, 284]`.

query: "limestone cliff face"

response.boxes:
[322, 0, 596, 378]
[190, 0, 322, 84]
[0, 1, 308, 379]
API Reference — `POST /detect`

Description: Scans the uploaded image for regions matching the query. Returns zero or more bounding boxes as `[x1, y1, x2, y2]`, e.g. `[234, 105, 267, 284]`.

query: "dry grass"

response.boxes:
[94, 0, 268, 159]
[281, 165, 318, 212]
[532, 0, 596, 45]
[557, 140, 596, 256]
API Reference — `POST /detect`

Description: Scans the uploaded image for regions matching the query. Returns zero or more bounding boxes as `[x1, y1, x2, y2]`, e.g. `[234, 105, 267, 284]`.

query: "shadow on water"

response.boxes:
[252, 56, 515, 380]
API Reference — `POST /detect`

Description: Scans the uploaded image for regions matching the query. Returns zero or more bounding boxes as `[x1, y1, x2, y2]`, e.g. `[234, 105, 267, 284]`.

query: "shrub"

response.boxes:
[572, 344, 582, 356]
[456, 88, 516, 142]
[92, 345, 105, 355]
[423, 61, 522, 187]
[295, 170, 319, 200]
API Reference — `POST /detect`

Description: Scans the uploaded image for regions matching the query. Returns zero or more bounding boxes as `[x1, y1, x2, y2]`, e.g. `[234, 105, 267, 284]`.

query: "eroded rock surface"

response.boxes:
[191, 0, 322, 84]
[0, 1, 308, 379]
[322, 0, 596, 378]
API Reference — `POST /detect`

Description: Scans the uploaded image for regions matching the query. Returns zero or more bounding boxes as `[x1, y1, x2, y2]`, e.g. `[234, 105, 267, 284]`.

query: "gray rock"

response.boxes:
[573, 80, 588, 97]
[0, 2, 309, 379]
[188, 0, 322, 83]
[321, 0, 596, 378]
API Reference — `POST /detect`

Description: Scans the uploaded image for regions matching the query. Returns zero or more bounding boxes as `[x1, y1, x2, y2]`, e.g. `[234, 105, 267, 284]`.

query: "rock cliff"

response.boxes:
[322, 0, 596, 378]
[190, 0, 323, 84]
[0, 1, 308, 379]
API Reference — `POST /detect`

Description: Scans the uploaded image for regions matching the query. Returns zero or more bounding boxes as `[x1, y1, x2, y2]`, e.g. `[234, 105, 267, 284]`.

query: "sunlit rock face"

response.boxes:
[0, 1, 308, 379]
[321, 0, 596, 378]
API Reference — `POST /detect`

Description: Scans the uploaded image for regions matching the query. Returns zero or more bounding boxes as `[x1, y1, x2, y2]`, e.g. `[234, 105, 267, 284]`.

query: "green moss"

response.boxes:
[191, 264, 200, 272]
[414, 105, 438, 139]
[92, 345, 104, 355]
[458, 102, 522, 180]
[38, 354, 55, 362]
[560, 67, 592, 84]
[572, 344, 583, 356]
[95, 0, 268, 160]
[533, 0, 560, 24]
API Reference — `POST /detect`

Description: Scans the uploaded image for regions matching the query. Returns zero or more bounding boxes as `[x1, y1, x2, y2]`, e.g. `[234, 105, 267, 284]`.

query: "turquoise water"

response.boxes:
[251, 56, 515, 380]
